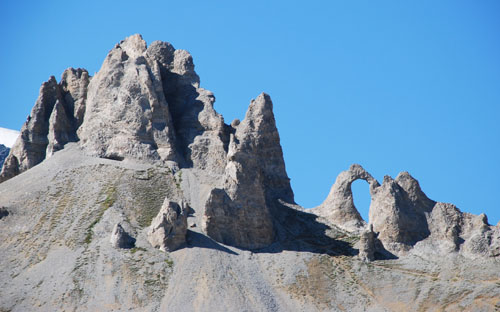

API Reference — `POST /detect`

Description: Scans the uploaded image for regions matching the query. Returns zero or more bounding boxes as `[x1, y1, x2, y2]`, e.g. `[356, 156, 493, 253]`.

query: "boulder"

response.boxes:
[147, 198, 188, 252]
[358, 224, 376, 262]
[110, 223, 135, 249]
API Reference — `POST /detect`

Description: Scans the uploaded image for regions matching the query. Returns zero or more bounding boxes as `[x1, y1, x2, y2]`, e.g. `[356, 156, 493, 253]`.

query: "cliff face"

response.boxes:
[314, 164, 500, 260]
[0, 35, 499, 312]
[0, 69, 89, 182]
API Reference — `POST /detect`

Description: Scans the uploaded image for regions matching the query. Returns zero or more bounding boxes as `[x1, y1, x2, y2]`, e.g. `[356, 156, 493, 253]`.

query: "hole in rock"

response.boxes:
[351, 179, 371, 222]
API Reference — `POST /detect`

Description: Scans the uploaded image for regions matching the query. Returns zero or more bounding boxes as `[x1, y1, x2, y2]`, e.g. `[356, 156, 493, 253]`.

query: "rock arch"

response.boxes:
[313, 164, 380, 233]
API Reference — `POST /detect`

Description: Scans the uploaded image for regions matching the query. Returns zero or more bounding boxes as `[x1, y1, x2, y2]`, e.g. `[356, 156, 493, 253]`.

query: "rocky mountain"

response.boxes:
[0, 35, 499, 312]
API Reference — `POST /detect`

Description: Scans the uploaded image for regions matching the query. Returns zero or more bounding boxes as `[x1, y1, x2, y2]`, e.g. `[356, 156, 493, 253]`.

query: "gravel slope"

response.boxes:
[0, 144, 499, 311]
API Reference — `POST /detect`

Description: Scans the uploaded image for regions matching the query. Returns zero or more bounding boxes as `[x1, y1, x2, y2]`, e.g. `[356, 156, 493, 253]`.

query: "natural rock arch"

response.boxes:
[312, 164, 380, 233]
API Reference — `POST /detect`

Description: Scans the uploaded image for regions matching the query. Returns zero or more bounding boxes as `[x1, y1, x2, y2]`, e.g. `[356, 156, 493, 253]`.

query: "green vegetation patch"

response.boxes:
[130, 168, 175, 228]
[130, 247, 147, 254]
[84, 185, 117, 244]
[164, 258, 174, 268]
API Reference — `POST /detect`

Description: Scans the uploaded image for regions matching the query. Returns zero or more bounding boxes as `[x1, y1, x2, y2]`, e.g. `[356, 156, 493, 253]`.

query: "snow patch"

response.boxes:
[0, 127, 20, 148]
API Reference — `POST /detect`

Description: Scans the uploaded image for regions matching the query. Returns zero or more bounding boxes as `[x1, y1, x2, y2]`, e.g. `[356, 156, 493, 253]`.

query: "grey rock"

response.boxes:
[46, 100, 76, 157]
[78, 34, 178, 162]
[147, 198, 187, 252]
[313, 164, 379, 232]
[77, 34, 228, 175]
[426, 202, 462, 252]
[60, 67, 90, 128]
[367, 171, 500, 259]
[149, 42, 227, 173]
[0, 68, 89, 182]
[235, 93, 294, 204]
[369, 172, 435, 254]
[459, 213, 500, 258]
[230, 118, 240, 128]
[1, 77, 61, 182]
[203, 93, 294, 249]
[314, 165, 500, 260]
[110, 223, 135, 249]
[358, 224, 375, 262]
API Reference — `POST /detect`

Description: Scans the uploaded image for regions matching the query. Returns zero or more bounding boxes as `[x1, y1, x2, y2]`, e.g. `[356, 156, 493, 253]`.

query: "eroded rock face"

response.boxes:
[60, 68, 90, 128]
[147, 198, 188, 252]
[1, 34, 230, 182]
[78, 35, 177, 162]
[110, 223, 135, 249]
[0, 69, 89, 182]
[366, 171, 500, 259]
[370, 173, 436, 254]
[46, 101, 76, 156]
[78, 34, 227, 171]
[2, 34, 497, 262]
[203, 93, 294, 249]
[314, 164, 500, 259]
[358, 225, 376, 262]
[314, 164, 379, 232]
[426, 202, 462, 253]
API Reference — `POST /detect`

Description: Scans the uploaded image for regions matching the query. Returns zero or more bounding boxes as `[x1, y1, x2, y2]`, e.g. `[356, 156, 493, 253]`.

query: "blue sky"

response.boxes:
[1, 1, 499, 224]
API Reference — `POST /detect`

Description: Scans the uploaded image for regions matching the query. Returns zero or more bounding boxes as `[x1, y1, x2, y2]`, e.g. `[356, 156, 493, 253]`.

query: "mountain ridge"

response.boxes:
[0, 34, 498, 311]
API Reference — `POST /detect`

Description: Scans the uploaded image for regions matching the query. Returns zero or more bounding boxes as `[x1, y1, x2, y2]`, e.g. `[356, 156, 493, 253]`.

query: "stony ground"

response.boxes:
[0, 144, 499, 312]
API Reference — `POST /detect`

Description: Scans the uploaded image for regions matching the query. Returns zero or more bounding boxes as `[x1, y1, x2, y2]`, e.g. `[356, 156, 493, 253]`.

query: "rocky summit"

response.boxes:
[0, 35, 499, 312]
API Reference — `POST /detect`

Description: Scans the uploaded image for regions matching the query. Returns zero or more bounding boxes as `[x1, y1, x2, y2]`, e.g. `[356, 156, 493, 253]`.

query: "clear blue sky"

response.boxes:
[1, 1, 499, 224]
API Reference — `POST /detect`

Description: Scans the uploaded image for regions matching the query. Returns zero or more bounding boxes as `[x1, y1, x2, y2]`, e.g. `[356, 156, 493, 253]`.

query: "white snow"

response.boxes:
[0, 127, 20, 148]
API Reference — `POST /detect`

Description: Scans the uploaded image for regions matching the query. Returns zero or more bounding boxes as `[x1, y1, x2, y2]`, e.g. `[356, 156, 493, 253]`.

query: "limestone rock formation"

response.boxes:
[110, 223, 135, 249]
[369, 172, 435, 254]
[203, 93, 294, 249]
[78, 35, 177, 162]
[313, 164, 379, 232]
[425, 202, 463, 253]
[77, 34, 227, 172]
[1, 34, 228, 182]
[315, 164, 500, 260]
[147, 198, 188, 252]
[1, 35, 500, 312]
[46, 101, 76, 156]
[60, 68, 90, 128]
[0, 68, 89, 182]
[358, 224, 376, 262]
[460, 213, 500, 258]
[368, 171, 499, 258]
